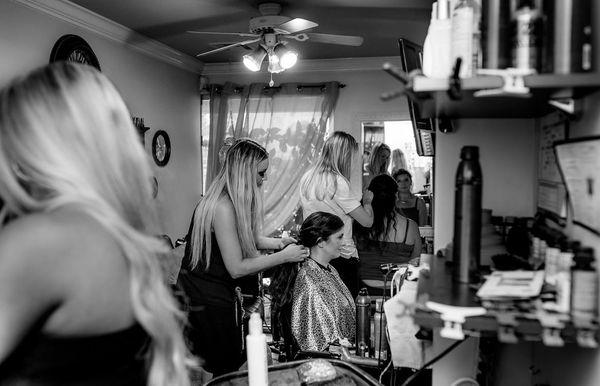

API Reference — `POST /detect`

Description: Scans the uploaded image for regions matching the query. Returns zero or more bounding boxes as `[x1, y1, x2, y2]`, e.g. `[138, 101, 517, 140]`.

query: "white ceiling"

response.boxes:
[68, 0, 433, 64]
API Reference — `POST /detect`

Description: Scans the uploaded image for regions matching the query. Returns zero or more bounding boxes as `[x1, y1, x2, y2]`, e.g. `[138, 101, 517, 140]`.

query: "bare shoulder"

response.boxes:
[0, 211, 83, 302]
[214, 195, 235, 219]
[0, 208, 117, 274]
[0, 212, 72, 266]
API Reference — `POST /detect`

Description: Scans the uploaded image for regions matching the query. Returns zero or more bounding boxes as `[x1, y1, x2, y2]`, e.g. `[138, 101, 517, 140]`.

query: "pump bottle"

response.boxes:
[246, 312, 268, 386]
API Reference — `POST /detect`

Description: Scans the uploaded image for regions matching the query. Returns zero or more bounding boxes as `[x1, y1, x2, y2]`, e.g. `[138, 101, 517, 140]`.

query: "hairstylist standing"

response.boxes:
[299, 131, 373, 297]
[177, 138, 307, 376]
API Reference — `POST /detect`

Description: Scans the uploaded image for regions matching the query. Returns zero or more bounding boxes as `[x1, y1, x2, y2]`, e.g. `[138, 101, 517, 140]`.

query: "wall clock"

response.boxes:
[152, 130, 171, 167]
[49, 34, 101, 71]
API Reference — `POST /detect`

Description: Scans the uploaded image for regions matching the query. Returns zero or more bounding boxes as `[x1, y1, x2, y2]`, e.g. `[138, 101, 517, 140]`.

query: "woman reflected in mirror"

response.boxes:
[393, 168, 428, 226]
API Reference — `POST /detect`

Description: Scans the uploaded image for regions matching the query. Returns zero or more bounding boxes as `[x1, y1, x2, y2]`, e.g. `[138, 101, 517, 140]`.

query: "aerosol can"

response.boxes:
[355, 288, 371, 357]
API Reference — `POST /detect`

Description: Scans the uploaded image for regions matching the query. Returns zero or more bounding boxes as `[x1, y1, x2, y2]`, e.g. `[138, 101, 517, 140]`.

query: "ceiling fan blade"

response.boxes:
[195, 38, 260, 57]
[305, 33, 364, 46]
[187, 31, 259, 38]
[276, 18, 318, 34]
[209, 41, 254, 50]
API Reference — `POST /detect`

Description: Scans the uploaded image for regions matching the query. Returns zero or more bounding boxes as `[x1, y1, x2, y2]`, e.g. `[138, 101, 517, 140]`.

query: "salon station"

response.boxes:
[1, 0, 600, 385]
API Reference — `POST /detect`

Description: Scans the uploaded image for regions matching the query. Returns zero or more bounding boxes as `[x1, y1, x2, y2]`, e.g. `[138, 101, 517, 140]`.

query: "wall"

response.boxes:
[433, 118, 537, 252]
[202, 58, 413, 188]
[0, 0, 203, 240]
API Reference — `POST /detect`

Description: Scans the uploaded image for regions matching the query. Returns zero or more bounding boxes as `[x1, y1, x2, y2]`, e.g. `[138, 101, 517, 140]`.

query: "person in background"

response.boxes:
[393, 168, 428, 226]
[177, 138, 307, 376]
[270, 212, 355, 352]
[355, 175, 422, 293]
[362, 142, 391, 190]
[299, 131, 373, 298]
[391, 148, 408, 176]
[0, 63, 192, 385]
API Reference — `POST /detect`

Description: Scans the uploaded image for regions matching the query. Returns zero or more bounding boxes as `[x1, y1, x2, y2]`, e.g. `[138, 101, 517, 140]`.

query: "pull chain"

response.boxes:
[269, 72, 274, 87]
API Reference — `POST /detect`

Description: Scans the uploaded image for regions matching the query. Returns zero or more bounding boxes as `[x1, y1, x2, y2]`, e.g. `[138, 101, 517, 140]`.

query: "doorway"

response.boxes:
[362, 120, 434, 225]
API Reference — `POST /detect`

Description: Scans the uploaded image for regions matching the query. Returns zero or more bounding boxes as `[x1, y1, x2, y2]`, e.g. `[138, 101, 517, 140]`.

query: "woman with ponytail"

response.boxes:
[0, 63, 193, 385]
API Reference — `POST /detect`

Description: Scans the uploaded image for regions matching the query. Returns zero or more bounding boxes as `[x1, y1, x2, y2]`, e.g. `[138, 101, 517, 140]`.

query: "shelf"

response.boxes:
[414, 255, 599, 346]
[409, 73, 600, 118]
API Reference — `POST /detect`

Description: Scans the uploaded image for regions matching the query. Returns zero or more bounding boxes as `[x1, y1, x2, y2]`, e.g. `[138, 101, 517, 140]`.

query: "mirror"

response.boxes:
[361, 120, 434, 226]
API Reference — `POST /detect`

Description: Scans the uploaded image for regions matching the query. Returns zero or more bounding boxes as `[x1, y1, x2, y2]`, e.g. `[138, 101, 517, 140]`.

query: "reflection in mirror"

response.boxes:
[362, 121, 433, 226]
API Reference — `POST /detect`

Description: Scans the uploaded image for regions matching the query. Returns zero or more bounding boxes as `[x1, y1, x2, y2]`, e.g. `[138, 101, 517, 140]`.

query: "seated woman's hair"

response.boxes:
[356, 174, 399, 241]
[297, 211, 344, 248]
[269, 211, 343, 340]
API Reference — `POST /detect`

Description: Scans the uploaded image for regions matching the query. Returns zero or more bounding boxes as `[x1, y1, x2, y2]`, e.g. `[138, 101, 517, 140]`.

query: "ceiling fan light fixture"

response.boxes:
[268, 55, 285, 73]
[273, 43, 297, 70]
[243, 47, 267, 72]
[279, 48, 298, 69]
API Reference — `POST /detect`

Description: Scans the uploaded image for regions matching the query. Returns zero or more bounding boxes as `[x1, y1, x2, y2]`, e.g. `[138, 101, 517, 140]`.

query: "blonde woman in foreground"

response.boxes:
[0, 63, 193, 385]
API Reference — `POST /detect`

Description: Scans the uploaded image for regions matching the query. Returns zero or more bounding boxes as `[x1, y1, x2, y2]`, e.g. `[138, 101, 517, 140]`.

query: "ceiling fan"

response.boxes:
[188, 2, 364, 69]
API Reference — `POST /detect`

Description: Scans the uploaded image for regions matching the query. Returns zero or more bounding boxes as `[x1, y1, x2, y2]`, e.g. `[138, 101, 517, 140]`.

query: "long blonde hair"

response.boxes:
[300, 131, 358, 201]
[0, 63, 192, 386]
[367, 142, 391, 175]
[189, 138, 268, 270]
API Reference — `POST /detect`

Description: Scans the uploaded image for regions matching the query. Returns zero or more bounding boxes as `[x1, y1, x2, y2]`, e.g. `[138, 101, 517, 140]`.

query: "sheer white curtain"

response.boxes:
[207, 82, 340, 235]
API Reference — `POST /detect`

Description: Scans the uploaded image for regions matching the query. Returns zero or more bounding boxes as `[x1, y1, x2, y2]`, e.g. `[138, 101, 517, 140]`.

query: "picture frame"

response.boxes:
[152, 130, 171, 167]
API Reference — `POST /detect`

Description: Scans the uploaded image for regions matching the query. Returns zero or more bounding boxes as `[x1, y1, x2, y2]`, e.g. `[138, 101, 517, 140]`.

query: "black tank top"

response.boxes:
[399, 199, 419, 225]
[0, 324, 149, 385]
[178, 231, 236, 308]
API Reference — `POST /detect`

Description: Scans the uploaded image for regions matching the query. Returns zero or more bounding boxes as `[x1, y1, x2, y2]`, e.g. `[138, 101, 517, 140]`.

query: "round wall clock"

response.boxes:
[49, 34, 101, 71]
[152, 130, 171, 167]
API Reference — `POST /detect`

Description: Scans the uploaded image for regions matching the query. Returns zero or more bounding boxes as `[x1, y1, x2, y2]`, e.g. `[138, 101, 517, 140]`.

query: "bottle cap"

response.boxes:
[356, 288, 371, 303]
[438, 0, 450, 20]
[460, 146, 479, 160]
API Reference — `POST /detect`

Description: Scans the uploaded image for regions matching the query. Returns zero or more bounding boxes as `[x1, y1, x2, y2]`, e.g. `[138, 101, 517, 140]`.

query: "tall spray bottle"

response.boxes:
[453, 146, 483, 284]
[423, 1, 453, 78]
[355, 288, 371, 357]
[246, 313, 268, 386]
[451, 0, 482, 77]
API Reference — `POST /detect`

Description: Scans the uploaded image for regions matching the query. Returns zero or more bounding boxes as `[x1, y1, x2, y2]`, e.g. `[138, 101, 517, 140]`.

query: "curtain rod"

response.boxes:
[214, 83, 346, 93]
[264, 83, 346, 90]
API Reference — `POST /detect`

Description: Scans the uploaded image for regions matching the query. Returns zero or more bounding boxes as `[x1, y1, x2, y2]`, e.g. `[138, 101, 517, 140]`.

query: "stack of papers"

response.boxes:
[477, 271, 545, 299]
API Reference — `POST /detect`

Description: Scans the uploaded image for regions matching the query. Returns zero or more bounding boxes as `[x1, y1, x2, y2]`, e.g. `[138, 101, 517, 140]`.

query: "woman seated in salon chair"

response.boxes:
[270, 212, 355, 357]
[354, 174, 422, 296]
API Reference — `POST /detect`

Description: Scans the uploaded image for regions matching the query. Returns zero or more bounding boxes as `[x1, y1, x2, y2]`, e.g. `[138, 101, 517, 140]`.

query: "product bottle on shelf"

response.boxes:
[571, 247, 598, 318]
[452, 146, 483, 284]
[451, 0, 482, 77]
[423, 0, 453, 78]
[481, 0, 512, 69]
[511, 0, 543, 72]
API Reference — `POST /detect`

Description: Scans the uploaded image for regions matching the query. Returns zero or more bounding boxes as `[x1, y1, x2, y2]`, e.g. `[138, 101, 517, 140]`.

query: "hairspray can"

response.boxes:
[355, 288, 371, 357]
[453, 146, 483, 284]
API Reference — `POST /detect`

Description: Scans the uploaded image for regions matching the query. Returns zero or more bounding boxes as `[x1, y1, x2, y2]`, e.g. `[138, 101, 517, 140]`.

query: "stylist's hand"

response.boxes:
[279, 243, 309, 263]
[278, 236, 297, 250]
[362, 189, 374, 205]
